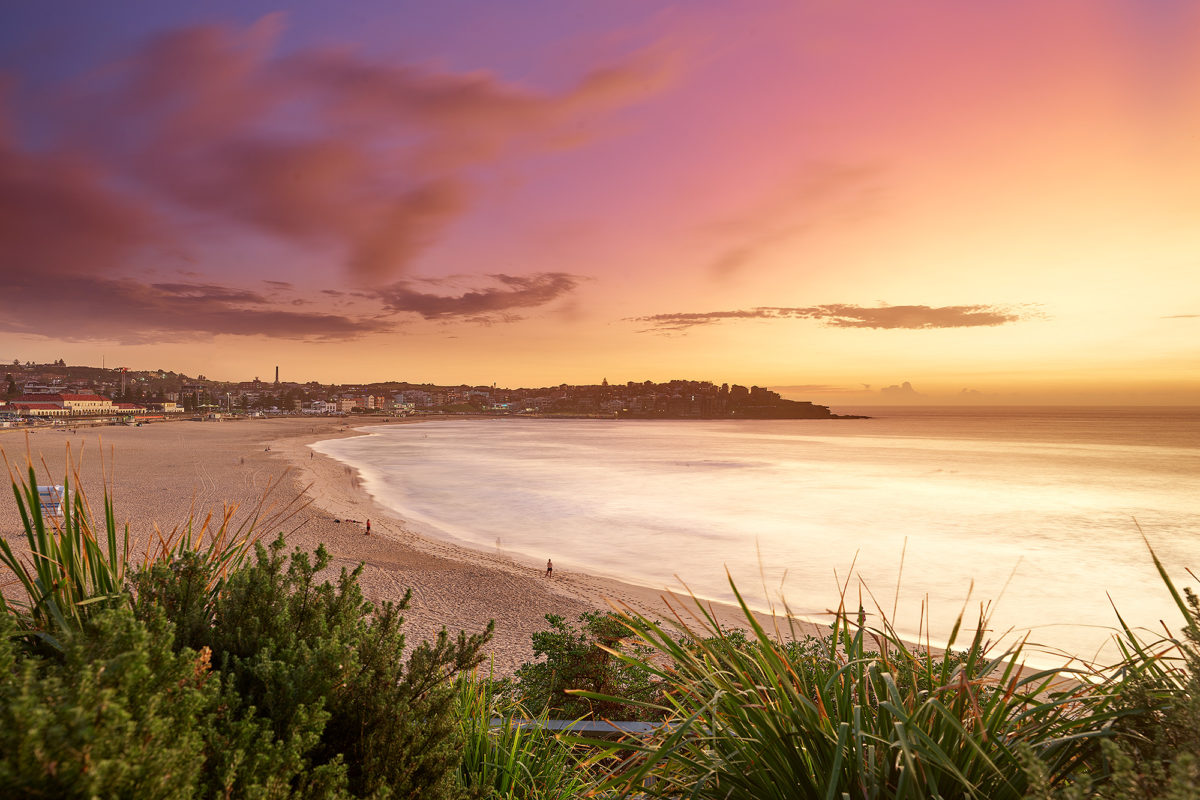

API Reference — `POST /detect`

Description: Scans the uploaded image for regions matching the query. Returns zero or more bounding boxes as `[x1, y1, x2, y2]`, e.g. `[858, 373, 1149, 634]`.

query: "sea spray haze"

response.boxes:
[314, 406, 1200, 663]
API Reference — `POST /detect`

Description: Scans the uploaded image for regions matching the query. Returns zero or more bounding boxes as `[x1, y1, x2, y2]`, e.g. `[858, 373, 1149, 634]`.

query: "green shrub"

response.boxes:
[0, 607, 212, 798]
[1, 454, 494, 798]
[135, 535, 494, 799]
[511, 611, 660, 722]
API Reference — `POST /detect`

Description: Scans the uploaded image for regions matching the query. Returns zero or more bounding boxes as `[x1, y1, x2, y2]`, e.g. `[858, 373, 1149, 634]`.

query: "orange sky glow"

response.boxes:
[1, 1, 1197, 405]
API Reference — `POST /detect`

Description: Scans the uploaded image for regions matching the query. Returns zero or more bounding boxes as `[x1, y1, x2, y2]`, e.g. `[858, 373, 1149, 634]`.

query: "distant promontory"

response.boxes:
[1, 363, 866, 420]
[609, 381, 867, 420]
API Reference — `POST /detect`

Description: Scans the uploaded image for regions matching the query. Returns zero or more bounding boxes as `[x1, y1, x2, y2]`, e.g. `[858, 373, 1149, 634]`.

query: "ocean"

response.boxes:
[312, 407, 1200, 664]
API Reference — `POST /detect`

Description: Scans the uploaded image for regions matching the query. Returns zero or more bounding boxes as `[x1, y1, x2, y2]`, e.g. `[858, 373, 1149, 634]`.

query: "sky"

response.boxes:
[1, 1, 1198, 405]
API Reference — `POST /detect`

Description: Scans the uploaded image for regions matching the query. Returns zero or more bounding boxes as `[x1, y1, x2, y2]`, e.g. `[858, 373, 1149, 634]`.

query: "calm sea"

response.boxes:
[313, 407, 1200, 664]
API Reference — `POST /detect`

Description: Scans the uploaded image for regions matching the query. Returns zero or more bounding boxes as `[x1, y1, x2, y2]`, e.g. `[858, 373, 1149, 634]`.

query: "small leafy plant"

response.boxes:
[511, 611, 662, 722]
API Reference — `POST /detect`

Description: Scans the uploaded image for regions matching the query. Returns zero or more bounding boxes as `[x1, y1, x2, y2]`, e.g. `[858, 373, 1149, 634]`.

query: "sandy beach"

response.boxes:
[0, 417, 826, 673]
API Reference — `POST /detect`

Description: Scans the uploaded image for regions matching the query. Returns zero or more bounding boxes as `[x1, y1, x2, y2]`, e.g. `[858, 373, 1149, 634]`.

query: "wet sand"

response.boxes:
[0, 417, 827, 673]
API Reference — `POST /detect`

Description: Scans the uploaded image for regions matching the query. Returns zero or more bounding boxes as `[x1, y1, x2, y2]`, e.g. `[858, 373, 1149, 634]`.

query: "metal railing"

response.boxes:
[488, 718, 672, 735]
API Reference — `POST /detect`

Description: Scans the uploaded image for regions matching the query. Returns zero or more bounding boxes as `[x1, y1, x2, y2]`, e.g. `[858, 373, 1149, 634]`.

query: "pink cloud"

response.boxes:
[377, 273, 583, 321]
[0, 18, 675, 341]
[46, 18, 676, 281]
[0, 125, 156, 278]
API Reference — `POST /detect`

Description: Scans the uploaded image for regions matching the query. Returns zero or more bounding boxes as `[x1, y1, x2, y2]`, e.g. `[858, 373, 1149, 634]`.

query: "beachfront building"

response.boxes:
[12, 401, 70, 417]
[60, 394, 115, 414]
[10, 393, 115, 416]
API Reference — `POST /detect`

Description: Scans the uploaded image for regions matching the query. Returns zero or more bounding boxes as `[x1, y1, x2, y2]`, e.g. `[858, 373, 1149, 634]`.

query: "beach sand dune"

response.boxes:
[1, 418, 823, 673]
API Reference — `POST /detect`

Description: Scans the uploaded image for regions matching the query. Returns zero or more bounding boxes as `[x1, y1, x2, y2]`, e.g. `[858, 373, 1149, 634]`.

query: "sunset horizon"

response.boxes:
[2, 5, 1200, 793]
[2, 1, 1196, 405]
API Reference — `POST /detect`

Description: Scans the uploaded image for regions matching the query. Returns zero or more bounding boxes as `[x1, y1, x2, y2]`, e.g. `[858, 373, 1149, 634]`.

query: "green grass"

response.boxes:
[574, 575, 1133, 799]
[457, 668, 596, 799]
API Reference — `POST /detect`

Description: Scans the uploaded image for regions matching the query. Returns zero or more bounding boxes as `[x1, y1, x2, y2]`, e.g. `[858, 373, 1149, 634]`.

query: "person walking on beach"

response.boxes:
[365, 519, 371, 535]
[546, 558, 553, 578]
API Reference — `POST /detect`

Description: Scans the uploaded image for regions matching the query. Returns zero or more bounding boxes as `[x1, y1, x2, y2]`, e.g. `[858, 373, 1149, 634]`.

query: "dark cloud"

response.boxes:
[147, 283, 268, 304]
[0, 18, 672, 341]
[0, 135, 386, 339]
[0, 123, 158, 278]
[631, 304, 1025, 332]
[0, 273, 388, 343]
[27, 17, 674, 281]
[377, 273, 582, 320]
[634, 309, 780, 330]
[275, 42, 678, 169]
[1162, 314, 1199, 319]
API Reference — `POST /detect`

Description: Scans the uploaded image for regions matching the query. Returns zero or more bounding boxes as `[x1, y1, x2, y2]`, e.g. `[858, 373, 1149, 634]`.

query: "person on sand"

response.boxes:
[546, 558, 553, 578]
[365, 519, 371, 535]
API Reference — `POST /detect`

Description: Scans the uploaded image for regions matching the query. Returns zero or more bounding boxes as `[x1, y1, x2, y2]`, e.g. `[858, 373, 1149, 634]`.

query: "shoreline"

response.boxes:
[284, 418, 834, 662]
[0, 417, 829, 673]
[271, 417, 1095, 674]
[304, 419, 845, 619]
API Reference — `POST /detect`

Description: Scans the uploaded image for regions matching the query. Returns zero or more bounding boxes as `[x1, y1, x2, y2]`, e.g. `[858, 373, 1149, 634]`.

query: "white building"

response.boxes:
[12, 393, 114, 416]
[59, 394, 115, 415]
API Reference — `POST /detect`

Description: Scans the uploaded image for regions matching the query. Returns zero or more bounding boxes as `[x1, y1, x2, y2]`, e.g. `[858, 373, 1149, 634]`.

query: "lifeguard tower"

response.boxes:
[36, 485, 66, 519]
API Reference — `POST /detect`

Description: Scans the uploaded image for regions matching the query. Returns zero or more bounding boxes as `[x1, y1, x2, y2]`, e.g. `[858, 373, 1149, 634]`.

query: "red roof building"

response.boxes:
[13, 402, 69, 417]
[11, 393, 114, 415]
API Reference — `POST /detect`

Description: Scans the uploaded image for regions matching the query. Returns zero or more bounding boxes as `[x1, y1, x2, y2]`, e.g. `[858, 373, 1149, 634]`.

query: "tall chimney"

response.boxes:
[275, 366, 279, 384]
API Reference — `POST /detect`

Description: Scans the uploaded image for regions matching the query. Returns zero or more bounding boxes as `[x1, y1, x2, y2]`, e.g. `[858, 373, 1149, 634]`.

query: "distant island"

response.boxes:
[0, 362, 866, 421]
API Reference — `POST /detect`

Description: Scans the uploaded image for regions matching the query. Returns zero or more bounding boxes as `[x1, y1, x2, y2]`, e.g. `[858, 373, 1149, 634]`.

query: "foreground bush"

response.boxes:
[0, 608, 212, 797]
[512, 611, 660, 721]
[0, 537, 493, 799]
[136, 536, 494, 798]
[5, 451, 1200, 798]
[579, 585, 1126, 800]
[0, 448, 494, 797]
[0, 457, 129, 652]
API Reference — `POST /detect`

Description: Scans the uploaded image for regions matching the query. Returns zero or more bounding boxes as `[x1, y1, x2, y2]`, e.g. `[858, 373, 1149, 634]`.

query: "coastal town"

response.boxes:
[0, 361, 854, 425]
